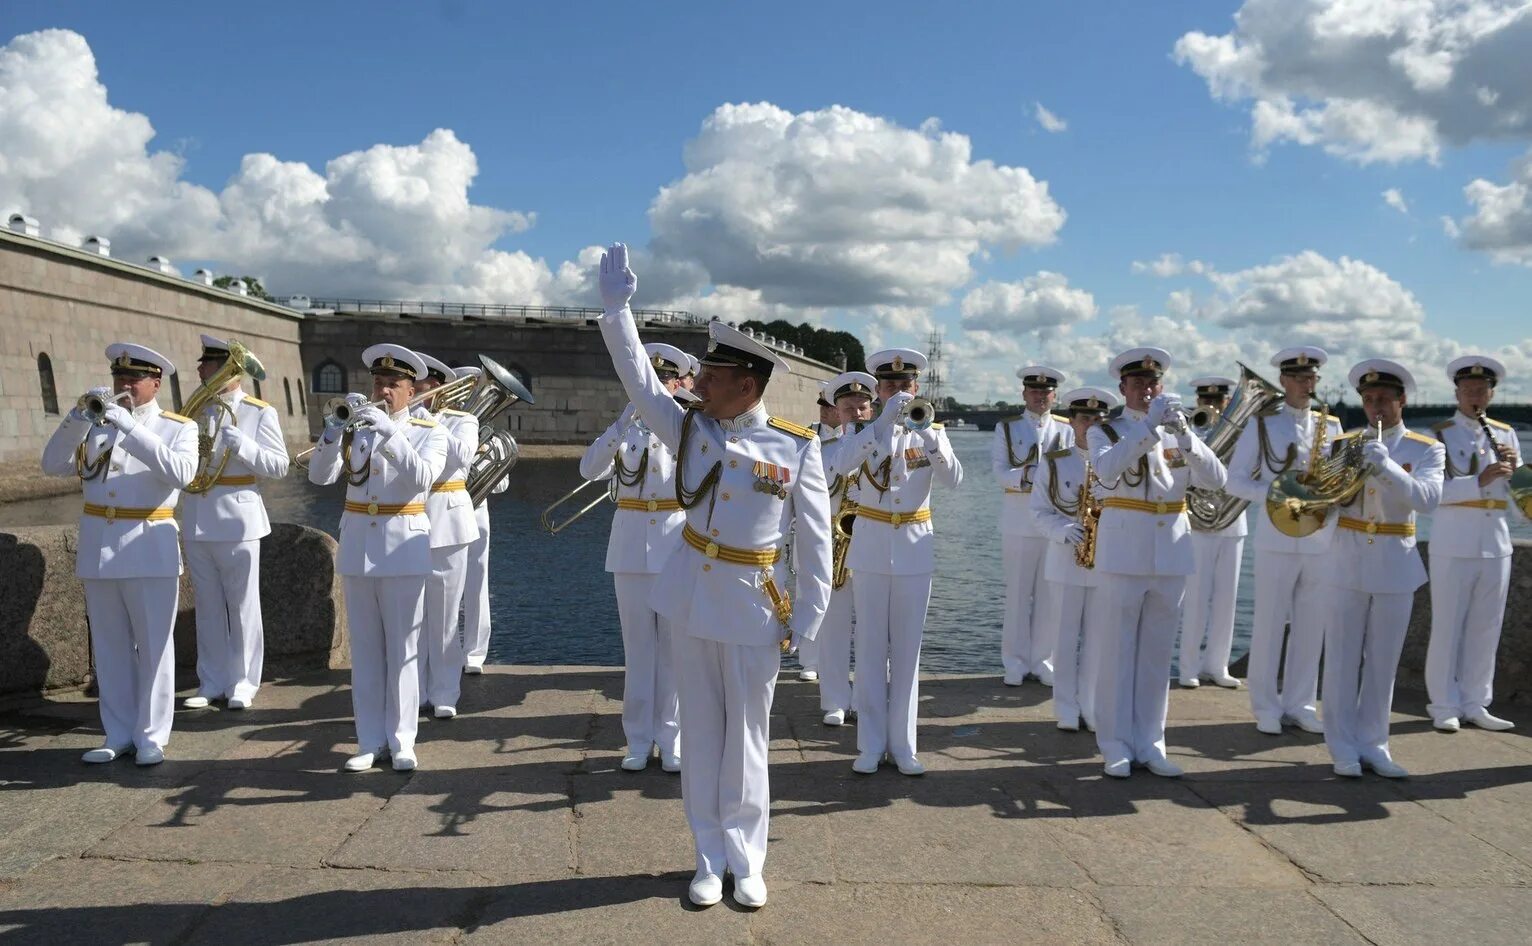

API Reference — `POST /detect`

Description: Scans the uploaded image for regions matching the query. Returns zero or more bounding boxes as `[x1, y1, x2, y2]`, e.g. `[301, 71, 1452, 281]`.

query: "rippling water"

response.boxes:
[5, 429, 1528, 673]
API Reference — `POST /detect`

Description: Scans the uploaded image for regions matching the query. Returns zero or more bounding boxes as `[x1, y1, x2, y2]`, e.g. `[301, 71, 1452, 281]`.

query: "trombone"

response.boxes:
[292, 371, 480, 471]
[540, 476, 617, 534]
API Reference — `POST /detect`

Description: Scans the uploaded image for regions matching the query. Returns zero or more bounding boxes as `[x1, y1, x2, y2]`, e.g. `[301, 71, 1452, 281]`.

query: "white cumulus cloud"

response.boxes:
[1383, 187, 1410, 213]
[1456, 151, 1532, 265]
[1131, 253, 1210, 277]
[1034, 102, 1068, 133]
[959, 271, 1098, 333]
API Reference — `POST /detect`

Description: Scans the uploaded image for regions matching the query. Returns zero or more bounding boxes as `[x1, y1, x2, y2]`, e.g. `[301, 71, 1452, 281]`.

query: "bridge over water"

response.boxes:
[950, 403, 1532, 433]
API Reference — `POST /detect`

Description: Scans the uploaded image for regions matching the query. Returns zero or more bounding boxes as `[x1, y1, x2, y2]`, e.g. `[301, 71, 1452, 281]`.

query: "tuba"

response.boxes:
[1265, 410, 1378, 538]
[1186, 363, 1284, 532]
[463, 355, 534, 505]
[182, 340, 267, 494]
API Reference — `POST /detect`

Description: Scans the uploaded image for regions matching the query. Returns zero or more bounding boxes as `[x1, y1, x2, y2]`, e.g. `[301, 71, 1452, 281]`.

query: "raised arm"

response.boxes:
[595, 243, 685, 452]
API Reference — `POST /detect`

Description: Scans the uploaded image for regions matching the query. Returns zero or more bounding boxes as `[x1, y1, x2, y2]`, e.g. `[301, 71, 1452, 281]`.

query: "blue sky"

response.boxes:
[4, 1, 1531, 401]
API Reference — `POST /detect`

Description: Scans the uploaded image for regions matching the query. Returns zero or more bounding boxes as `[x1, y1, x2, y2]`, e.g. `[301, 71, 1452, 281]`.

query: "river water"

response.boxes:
[4, 429, 1528, 675]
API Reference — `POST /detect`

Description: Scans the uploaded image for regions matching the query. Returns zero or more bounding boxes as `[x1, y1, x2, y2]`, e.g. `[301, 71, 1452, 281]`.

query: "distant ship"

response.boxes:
[944, 417, 975, 430]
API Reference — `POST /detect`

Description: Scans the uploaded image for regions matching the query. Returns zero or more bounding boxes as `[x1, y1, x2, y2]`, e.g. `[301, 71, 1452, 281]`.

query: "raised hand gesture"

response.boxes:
[599, 242, 638, 311]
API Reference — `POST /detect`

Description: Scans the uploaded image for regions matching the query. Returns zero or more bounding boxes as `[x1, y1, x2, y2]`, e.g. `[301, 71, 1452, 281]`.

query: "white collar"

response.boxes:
[1454, 410, 1480, 429]
[131, 400, 159, 420]
[1283, 401, 1310, 416]
[720, 402, 768, 432]
[219, 385, 244, 404]
[390, 407, 411, 422]
[1123, 406, 1147, 421]
[1024, 408, 1048, 424]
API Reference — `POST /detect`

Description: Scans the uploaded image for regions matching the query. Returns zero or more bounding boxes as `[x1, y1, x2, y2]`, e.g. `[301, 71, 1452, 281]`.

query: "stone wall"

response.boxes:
[0, 230, 311, 465]
[0, 523, 347, 699]
[299, 314, 837, 444]
[1402, 540, 1532, 704]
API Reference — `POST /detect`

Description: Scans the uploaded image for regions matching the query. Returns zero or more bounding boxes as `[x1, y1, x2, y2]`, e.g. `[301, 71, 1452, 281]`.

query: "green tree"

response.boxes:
[213, 275, 273, 301]
[740, 319, 865, 371]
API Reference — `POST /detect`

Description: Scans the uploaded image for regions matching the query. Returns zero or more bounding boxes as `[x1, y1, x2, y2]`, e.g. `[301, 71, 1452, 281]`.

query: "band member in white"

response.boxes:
[42, 343, 198, 765]
[597, 243, 832, 909]
[455, 365, 509, 674]
[1324, 360, 1443, 778]
[1223, 347, 1341, 735]
[816, 370, 876, 726]
[181, 335, 289, 712]
[681, 353, 700, 392]
[832, 348, 963, 776]
[412, 352, 481, 720]
[794, 382, 845, 684]
[1088, 348, 1226, 778]
[579, 342, 691, 772]
[993, 366, 1071, 686]
[309, 344, 448, 772]
[1177, 376, 1246, 689]
[1425, 355, 1520, 733]
[1030, 387, 1117, 732]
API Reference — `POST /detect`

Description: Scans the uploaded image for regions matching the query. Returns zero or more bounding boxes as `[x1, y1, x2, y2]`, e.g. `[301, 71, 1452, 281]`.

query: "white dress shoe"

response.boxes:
[1178, 676, 1201, 689]
[1209, 672, 1241, 688]
[135, 746, 165, 766]
[182, 695, 211, 709]
[852, 752, 881, 774]
[226, 696, 250, 711]
[1255, 717, 1283, 736]
[434, 705, 457, 719]
[392, 750, 418, 772]
[1333, 761, 1363, 778]
[822, 709, 846, 726]
[895, 756, 925, 776]
[463, 662, 484, 675]
[1433, 716, 1461, 733]
[344, 751, 378, 773]
[688, 871, 723, 907]
[1036, 667, 1055, 687]
[1362, 757, 1408, 779]
[1465, 710, 1515, 732]
[620, 752, 650, 772]
[798, 669, 819, 682]
[1291, 712, 1325, 735]
[1144, 758, 1183, 778]
[661, 754, 682, 773]
[1056, 714, 1080, 732]
[1002, 673, 1024, 687]
[1082, 717, 1095, 733]
[1103, 759, 1131, 779]
[733, 873, 768, 908]
[81, 745, 130, 764]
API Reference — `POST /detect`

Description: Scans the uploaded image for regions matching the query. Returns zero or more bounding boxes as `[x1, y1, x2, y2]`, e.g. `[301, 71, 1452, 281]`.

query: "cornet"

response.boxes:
[898, 396, 937, 431]
[78, 390, 132, 425]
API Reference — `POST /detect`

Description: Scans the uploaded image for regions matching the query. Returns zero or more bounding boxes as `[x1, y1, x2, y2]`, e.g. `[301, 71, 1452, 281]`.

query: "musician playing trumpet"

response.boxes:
[1425, 355, 1520, 734]
[1029, 387, 1117, 732]
[42, 343, 198, 765]
[181, 334, 289, 713]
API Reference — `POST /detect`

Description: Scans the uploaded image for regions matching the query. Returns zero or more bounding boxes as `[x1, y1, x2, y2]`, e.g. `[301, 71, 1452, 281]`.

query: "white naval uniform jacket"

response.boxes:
[1029, 446, 1100, 589]
[1224, 405, 1344, 554]
[180, 390, 289, 543]
[580, 408, 685, 575]
[992, 411, 1073, 537]
[1431, 412, 1519, 559]
[1325, 426, 1444, 594]
[597, 308, 833, 647]
[1191, 422, 1248, 539]
[832, 421, 963, 577]
[41, 401, 198, 579]
[413, 405, 480, 549]
[1085, 409, 1227, 577]
[307, 411, 449, 578]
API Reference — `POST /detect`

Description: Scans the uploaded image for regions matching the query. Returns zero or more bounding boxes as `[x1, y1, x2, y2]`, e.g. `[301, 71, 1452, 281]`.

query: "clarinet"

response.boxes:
[1475, 410, 1513, 464]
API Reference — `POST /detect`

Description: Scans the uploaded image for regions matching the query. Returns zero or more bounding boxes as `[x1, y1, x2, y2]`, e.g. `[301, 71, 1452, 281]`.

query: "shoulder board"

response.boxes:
[1487, 417, 1512, 430]
[1405, 430, 1436, 446]
[1045, 446, 1072, 460]
[929, 422, 944, 430]
[1431, 419, 1453, 433]
[161, 411, 192, 424]
[767, 416, 814, 440]
[408, 417, 438, 428]
[242, 396, 270, 409]
[1000, 414, 1022, 424]
[1050, 413, 1068, 423]
[438, 408, 471, 417]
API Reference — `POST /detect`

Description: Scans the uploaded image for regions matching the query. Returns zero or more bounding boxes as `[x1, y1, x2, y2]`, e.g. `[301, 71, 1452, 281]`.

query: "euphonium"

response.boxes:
[1265, 406, 1377, 538]
[1186, 363, 1284, 532]
[1074, 460, 1101, 569]
[462, 355, 534, 505]
[182, 340, 267, 494]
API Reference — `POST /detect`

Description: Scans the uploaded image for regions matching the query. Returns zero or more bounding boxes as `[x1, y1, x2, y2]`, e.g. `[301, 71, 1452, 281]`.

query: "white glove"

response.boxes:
[103, 402, 136, 433]
[1361, 439, 1391, 469]
[618, 403, 638, 428]
[215, 425, 244, 454]
[1147, 394, 1182, 428]
[599, 242, 637, 311]
[917, 427, 942, 452]
[1059, 522, 1087, 547]
[1175, 428, 1195, 451]
[357, 405, 396, 437]
[873, 392, 915, 440]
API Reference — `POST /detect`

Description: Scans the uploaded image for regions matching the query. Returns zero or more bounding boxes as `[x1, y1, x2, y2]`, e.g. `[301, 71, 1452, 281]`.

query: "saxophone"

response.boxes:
[1074, 460, 1101, 570]
[831, 472, 858, 590]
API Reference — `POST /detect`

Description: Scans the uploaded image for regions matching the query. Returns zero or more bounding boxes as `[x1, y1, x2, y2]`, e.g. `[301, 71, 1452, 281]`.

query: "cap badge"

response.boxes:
[1297, 353, 1309, 366]
[892, 355, 904, 371]
[1471, 365, 1484, 376]
[1364, 371, 1379, 383]
[1142, 357, 1159, 371]
[707, 339, 718, 353]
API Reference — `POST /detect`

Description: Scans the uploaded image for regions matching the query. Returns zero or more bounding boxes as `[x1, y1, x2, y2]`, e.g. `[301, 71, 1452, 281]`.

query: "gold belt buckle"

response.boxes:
[1155, 502, 1169, 514]
[1365, 521, 1378, 535]
[367, 501, 380, 515]
[705, 541, 720, 559]
[890, 512, 903, 528]
[646, 499, 658, 512]
[104, 505, 117, 523]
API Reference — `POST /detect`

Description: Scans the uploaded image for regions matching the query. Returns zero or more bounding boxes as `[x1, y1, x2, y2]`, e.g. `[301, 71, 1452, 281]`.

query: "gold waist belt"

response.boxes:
[1100, 498, 1188, 515]
[681, 523, 781, 566]
[1004, 487, 1031, 495]
[856, 507, 933, 528]
[83, 503, 174, 523]
[344, 500, 427, 517]
[430, 480, 467, 493]
[1337, 516, 1415, 537]
[213, 475, 257, 488]
[1444, 499, 1508, 510]
[617, 498, 682, 513]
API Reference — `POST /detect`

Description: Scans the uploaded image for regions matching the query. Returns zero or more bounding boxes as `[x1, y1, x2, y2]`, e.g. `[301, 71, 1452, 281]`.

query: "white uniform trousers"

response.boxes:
[462, 508, 493, 670]
[853, 572, 932, 762]
[613, 573, 680, 758]
[420, 544, 470, 710]
[1001, 533, 1053, 678]
[1050, 584, 1102, 727]
[1094, 576, 1184, 765]
[677, 634, 778, 878]
[816, 583, 855, 713]
[796, 634, 819, 674]
[1178, 533, 1244, 679]
[83, 577, 179, 752]
[185, 538, 264, 702]
[1246, 550, 1327, 725]
[343, 575, 425, 755]
[1323, 588, 1413, 766]
[1426, 555, 1512, 721]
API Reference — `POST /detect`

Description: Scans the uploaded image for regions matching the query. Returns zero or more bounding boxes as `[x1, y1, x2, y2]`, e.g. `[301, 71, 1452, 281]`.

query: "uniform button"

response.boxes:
[894, 499, 902, 505]
[650, 518, 657, 525]
[1157, 522, 1164, 528]
[370, 522, 377, 529]
[729, 437, 739, 443]
[711, 529, 720, 537]
[729, 460, 738, 468]
[650, 466, 658, 473]
[1367, 488, 1375, 495]
[703, 564, 712, 572]
[721, 492, 730, 500]
[108, 491, 116, 498]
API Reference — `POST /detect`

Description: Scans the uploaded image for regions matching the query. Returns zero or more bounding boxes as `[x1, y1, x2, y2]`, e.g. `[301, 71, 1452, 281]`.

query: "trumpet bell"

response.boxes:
[900, 397, 936, 431]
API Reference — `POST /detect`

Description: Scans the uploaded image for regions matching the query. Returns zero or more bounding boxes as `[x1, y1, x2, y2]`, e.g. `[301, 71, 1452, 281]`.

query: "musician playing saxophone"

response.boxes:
[1029, 387, 1117, 732]
[1424, 355, 1521, 734]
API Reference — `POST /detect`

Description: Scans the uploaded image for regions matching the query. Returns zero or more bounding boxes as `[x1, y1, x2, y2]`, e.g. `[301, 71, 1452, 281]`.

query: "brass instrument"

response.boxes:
[462, 356, 533, 504]
[293, 371, 482, 471]
[1266, 409, 1380, 538]
[898, 396, 936, 431]
[182, 340, 267, 494]
[831, 473, 858, 589]
[1074, 460, 1101, 569]
[541, 476, 618, 534]
[1186, 405, 1219, 429]
[1186, 363, 1285, 533]
[1477, 410, 1532, 518]
[78, 390, 132, 425]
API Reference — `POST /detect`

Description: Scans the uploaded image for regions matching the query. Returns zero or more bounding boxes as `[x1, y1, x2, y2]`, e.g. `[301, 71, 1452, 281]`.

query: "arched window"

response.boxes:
[297, 379, 307, 414]
[169, 373, 183, 411]
[37, 353, 59, 414]
[283, 378, 294, 415]
[313, 359, 345, 394]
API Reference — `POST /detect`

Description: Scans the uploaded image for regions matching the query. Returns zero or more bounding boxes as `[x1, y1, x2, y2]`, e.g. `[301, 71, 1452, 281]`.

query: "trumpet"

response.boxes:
[78, 390, 132, 424]
[293, 372, 481, 470]
[898, 396, 937, 431]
